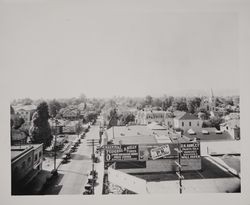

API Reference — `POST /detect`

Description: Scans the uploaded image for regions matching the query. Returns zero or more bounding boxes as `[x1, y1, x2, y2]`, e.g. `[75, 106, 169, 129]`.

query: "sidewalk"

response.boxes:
[23, 136, 79, 194]
[93, 153, 105, 195]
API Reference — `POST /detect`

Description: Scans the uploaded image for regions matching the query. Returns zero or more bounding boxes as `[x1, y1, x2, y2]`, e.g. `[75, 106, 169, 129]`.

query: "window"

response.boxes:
[189, 122, 191, 126]
[35, 154, 38, 161]
[28, 157, 31, 163]
[197, 122, 199, 126]
[39, 152, 42, 158]
[182, 122, 184, 127]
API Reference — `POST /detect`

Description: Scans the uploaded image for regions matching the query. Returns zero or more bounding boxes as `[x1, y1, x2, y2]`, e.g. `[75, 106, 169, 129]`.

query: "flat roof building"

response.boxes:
[103, 124, 240, 194]
[11, 144, 43, 195]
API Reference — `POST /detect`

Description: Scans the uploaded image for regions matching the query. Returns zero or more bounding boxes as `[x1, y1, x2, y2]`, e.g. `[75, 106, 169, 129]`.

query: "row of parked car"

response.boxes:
[61, 137, 81, 163]
[83, 170, 98, 195]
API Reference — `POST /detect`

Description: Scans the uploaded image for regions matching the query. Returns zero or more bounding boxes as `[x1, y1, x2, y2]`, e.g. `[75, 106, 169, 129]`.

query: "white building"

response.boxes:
[173, 112, 202, 132]
[220, 119, 240, 140]
[13, 104, 36, 123]
[135, 110, 166, 125]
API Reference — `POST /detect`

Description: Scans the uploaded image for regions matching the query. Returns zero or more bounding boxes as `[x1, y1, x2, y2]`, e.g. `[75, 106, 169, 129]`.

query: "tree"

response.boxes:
[162, 96, 174, 111]
[12, 116, 25, 129]
[152, 98, 162, 108]
[48, 99, 62, 118]
[187, 97, 201, 113]
[197, 107, 210, 120]
[29, 102, 52, 150]
[209, 116, 223, 130]
[84, 111, 98, 123]
[79, 93, 87, 103]
[145, 95, 153, 106]
[120, 113, 135, 125]
[108, 108, 119, 128]
[75, 121, 82, 137]
[22, 98, 33, 105]
[10, 106, 15, 115]
[172, 97, 187, 111]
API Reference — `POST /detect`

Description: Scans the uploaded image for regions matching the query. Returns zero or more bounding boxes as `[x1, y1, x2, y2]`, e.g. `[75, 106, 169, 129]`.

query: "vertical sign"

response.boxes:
[180, 142, 200, 159]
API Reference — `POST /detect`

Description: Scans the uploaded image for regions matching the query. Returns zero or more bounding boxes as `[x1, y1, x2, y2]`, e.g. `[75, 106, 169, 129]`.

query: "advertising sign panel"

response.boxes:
[180, 142, 200, 159]
[139, 142, 200, 160]
[150, 144, 171, 160]
[139, 143, 178, 160]
[104, 144, 139, 162]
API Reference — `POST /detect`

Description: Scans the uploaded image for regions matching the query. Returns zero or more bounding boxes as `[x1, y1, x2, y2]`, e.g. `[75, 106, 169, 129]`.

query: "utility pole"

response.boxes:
[174, 143, 184, 194]
[53, 118, 58, 175]
[87, 138, 99, 194]
[112, 126, 114, 140]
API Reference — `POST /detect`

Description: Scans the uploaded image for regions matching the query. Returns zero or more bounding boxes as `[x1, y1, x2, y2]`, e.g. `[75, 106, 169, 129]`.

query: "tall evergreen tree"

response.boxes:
[29, 101, 52, 150]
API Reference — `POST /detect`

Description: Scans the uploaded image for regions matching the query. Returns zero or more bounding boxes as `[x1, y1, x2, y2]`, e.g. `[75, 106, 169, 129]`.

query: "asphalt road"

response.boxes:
[42, 125, 100, 195]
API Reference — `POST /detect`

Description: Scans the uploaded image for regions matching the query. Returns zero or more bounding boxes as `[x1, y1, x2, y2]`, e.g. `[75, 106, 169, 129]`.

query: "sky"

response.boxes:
[0, 0, 240, 100]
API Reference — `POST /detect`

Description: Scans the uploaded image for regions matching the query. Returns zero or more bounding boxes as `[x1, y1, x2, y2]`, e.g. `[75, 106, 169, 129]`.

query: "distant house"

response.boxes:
[223, 113, 240, 121]
[62, 109, 80, 120]
[11, 129, 28, 145]
[220, 119, 240, 140]
[135, 110, 166, 125]
[48, 119, 65, 134]
[13, 104, 36, 123]
[173, 112, 202, 132]
[63, 120, 80, 134]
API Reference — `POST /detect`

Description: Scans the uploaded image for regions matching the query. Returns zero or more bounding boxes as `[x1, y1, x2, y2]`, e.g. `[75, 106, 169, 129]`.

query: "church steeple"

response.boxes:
[209, 88, 216, 111]
[210, 88, 214, 99]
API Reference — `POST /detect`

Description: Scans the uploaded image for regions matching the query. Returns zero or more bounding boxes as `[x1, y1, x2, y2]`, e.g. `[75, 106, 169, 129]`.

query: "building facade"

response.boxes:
[135, 110, 166, 125]
[173, 112, 202, 132]
[220, 119, 240, 140]
[13, 104, 36, 123]
[11, 144, 43, 194]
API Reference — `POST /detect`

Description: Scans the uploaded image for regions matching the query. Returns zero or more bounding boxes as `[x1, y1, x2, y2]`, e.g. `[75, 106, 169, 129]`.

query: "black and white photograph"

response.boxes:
[1, 0, 250, 204]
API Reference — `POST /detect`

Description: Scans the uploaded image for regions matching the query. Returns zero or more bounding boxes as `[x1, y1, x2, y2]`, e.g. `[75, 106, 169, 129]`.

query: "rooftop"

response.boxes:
[106, 125, 188, 144]
[113, 135, 158, 144]
[221, 119, 240, 129]
[144, 156, 241, 193]
[11, 144, 42, 162]
[13, 104, 36, 112]
[147, 122, 167, 130]
[184, 127, 233, 141]
[11, 129, 27, 141]
[129, 157, 236, 180]
[175, 112, 199, 120]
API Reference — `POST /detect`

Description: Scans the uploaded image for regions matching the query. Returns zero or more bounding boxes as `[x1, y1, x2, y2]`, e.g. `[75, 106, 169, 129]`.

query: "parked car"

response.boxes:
[61, 155, 69, 164]
[83, 184, 93, 195]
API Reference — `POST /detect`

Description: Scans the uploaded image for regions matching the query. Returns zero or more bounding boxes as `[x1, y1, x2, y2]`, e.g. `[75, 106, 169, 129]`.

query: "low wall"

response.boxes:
[116, 158, 201, 174]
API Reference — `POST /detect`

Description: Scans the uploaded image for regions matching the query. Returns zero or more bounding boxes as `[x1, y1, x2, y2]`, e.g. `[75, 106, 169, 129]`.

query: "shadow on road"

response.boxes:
[57, 169, 89, 176]
[71, 153, 90, 160]
[40, 173, 64, 195]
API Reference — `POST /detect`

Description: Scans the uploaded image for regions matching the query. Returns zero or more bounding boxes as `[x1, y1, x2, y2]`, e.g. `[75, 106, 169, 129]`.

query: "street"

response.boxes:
[42, 125, 100, 195]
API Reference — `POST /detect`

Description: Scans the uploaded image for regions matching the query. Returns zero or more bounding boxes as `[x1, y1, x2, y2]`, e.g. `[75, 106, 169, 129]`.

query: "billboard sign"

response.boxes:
[102, 145, 121, 150]
[180, 142, 200, 159]
[139, 142, 201, 160]
[104, 144, 139, 162]
[150, 144, 171, 160]
[139, 143, 178, 160]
